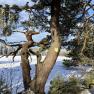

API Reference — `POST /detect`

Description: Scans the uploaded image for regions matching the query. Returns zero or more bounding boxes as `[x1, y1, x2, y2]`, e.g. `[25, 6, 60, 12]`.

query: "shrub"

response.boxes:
[63, 59, 78, 68]
[63, 60, 72, 67]
[0, 77, 11, 94]
[82, 72, 94, 88]
[48, 76, 82, 94]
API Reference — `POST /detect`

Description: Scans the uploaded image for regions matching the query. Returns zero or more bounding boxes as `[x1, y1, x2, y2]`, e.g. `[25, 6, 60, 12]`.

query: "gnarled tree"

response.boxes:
[0, 0, 93, 94]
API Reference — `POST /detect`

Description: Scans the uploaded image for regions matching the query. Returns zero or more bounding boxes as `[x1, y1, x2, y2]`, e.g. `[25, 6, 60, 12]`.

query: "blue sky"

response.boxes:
[0, 0, 50, 42]
[0, 0, 94, 42]
[88, 0, 94, 16]
[0, 0, 33, 6]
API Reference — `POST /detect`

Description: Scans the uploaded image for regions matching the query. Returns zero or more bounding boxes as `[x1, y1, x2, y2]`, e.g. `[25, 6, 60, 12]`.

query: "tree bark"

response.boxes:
[20, 42, 32, 90]
[20, 0, 61, 93]
[20, 32, 39, 90]
[31, 0, 61, 94]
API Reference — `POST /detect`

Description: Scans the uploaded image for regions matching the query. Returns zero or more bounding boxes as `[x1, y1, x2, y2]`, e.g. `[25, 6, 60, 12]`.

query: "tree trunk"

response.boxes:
[20, 43, 31, 90]
[20, 0, 61, 93]
[31, 0, 61, 94]
[20, 32, 39, 91]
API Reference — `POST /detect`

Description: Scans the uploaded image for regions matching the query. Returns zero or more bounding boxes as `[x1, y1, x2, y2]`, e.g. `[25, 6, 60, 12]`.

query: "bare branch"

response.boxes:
[0, 45, 22, 60]
[29, 49, 42, 64]
[12, 46, 22, 61]
[5, 45, 22, 61]
[0, 39, 7, 45]
[29, 49, 39, 56]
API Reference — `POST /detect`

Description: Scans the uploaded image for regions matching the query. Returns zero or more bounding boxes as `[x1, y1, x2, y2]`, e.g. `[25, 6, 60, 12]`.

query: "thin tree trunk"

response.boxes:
[20, 32, 39, 91]
[20, 43, 31, 90]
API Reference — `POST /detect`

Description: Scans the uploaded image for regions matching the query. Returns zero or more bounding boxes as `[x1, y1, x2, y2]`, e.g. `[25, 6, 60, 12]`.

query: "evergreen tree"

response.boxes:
[0, 0, 93, 94]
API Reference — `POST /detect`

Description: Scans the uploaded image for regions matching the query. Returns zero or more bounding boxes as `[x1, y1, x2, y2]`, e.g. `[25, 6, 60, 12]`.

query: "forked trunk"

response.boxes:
[20, 0, 61, 93]
[33, 0, 61, 94]
[20, 32, 39, 91]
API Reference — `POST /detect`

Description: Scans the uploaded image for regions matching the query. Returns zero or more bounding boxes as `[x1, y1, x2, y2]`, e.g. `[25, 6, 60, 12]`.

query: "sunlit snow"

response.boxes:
[0, 56, 92, 94]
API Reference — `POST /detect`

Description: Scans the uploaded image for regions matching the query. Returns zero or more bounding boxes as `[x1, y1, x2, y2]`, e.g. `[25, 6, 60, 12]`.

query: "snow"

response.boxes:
[80, 89, 91, 94]
[0, 56, 71, 68]
[0, 0, 93, 93]
[0, 56, 92, 94]
[0, 0, 34, 6]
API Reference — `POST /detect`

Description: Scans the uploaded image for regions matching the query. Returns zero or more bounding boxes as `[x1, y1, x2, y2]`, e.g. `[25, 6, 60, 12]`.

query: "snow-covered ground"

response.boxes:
[0, 56, 92, 94]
